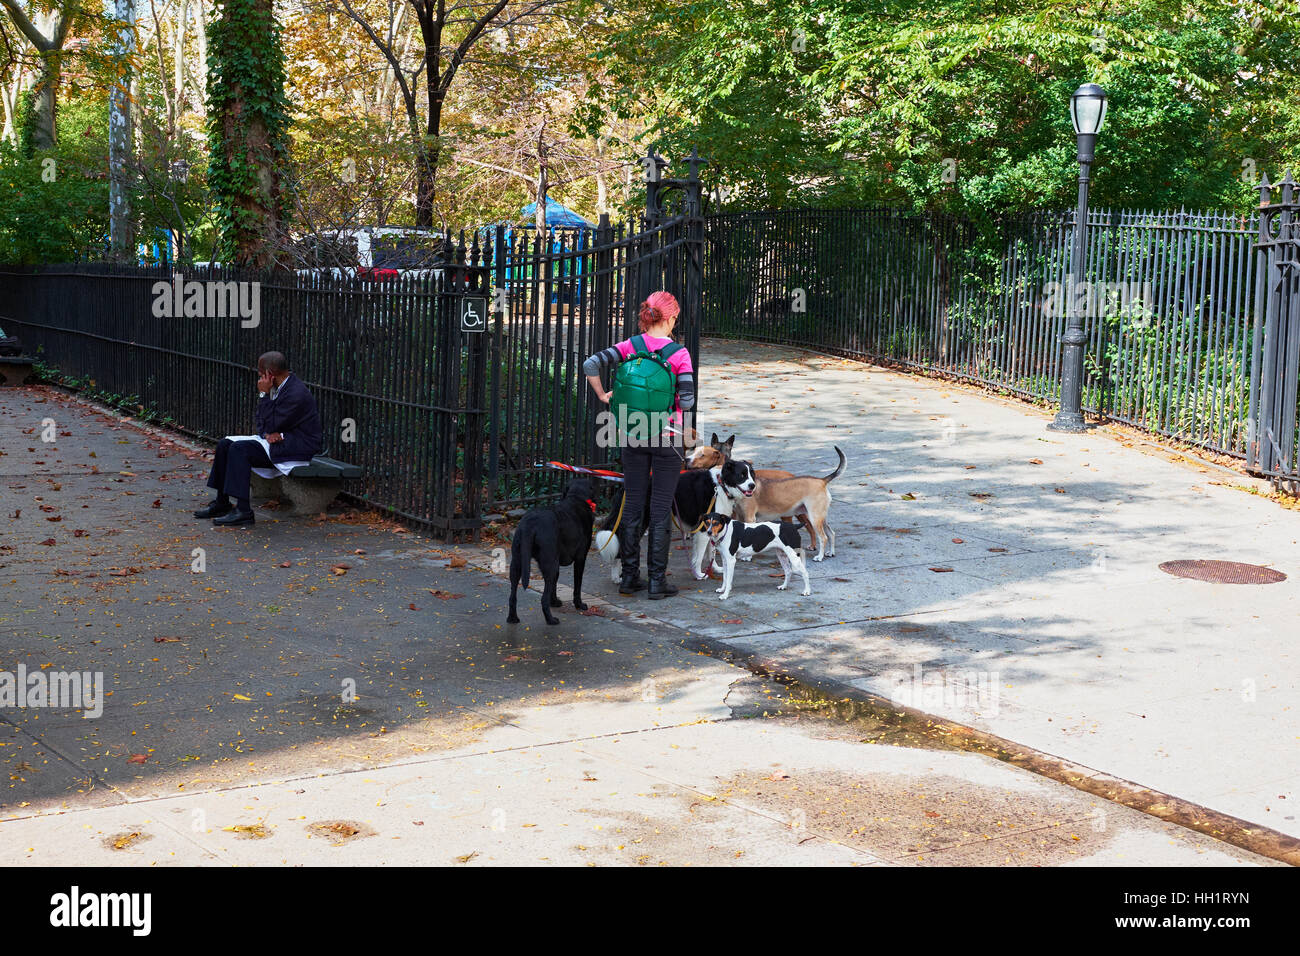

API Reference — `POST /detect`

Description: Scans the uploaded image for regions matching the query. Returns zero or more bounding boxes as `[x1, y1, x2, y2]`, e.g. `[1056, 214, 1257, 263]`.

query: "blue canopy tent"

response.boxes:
[517, 198, 596, 231]
[488, 199, 597, 304]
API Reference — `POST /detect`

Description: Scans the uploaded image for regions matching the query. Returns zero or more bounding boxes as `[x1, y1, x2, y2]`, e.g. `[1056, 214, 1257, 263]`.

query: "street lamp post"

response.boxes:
[1049, 82, 1108, 433]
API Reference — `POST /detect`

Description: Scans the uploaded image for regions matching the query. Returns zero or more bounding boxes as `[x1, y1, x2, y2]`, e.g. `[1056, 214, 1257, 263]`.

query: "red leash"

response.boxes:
[536, 460, 698, 483]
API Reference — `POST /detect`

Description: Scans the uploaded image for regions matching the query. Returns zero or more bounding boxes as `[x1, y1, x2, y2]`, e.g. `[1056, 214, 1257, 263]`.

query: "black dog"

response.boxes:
[601, 468, 721, 581]
[507, 477, 595, 625]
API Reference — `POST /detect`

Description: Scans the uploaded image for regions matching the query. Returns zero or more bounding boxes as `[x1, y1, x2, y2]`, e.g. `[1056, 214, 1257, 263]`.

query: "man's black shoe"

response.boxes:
[212, 508, 255, 527]
[194, 500, 232, 519]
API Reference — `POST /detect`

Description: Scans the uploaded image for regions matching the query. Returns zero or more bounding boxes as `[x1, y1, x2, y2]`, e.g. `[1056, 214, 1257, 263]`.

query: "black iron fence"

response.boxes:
[4, 180, 1298, 538]
[701, 202, 1292, 477]
[0, 202, 706, 537]
[1250, 174, 1300, 482]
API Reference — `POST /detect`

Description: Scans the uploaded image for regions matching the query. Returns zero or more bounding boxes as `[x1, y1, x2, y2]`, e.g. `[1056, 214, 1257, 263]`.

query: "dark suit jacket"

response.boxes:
[255, 374, 323, 463]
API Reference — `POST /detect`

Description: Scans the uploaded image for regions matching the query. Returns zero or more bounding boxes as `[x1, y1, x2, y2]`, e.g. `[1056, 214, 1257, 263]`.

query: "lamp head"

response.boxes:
[1070, 83, 1108, 162]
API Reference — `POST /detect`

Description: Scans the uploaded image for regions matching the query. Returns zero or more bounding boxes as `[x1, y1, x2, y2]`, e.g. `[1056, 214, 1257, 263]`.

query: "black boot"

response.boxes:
[617, 512, 645, 594]
[647, 514, 678, 600]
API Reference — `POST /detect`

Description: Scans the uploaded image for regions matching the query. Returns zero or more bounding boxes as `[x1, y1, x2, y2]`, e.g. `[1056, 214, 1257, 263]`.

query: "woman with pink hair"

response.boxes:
[583, 290, 695, 599]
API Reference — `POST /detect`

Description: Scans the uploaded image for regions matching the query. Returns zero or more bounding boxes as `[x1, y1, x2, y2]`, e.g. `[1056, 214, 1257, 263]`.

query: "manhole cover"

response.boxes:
[1158, 560, 1286, 584]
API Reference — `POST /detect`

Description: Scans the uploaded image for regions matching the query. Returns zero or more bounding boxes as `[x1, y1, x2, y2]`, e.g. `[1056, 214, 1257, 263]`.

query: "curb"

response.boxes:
[675, 630, 1299, 867]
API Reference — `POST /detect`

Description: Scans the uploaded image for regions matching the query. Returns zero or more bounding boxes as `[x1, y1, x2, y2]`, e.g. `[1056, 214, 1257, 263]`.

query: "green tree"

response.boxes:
[593, 0, 1300, 214]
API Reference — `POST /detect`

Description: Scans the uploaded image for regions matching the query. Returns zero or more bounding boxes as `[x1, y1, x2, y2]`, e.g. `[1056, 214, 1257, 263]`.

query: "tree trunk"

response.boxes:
[28, 65, 57, 149]
[535, 162, 547, 233]
[108, 0, 136, 262]
[0, 3, 68, 150]
[207, 0, 290, 269]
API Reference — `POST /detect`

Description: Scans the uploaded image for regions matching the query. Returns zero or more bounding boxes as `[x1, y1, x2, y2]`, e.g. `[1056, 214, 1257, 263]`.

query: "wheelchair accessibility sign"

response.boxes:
[458, 296, 487, 333]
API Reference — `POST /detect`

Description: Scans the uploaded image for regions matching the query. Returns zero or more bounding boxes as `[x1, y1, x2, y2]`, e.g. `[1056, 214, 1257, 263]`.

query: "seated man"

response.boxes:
[195, 351, 323, 526]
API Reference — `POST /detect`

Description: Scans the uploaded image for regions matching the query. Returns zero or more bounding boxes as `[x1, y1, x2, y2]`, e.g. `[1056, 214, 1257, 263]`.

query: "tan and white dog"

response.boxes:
[711, 447, 845, 561]
[687, 433, 819, 551]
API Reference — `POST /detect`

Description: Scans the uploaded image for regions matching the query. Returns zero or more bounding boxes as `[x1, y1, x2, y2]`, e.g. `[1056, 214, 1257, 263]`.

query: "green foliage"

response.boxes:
[593, 0, 1300, 216]
[0, 93, 111, 263]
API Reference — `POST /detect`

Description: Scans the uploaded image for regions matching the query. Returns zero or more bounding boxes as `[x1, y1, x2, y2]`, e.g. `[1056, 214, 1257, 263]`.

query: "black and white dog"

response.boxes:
[507, 477, 595, 625]
[701, 512, 812, 600]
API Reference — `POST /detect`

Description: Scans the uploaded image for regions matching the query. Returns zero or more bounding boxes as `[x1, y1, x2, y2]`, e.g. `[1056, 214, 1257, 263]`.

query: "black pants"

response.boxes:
[621, 443, 682, 525]
[207, 438, 273, 503]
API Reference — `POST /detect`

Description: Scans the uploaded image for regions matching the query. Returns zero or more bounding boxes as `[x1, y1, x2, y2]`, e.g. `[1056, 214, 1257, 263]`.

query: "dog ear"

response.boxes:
[724, 434, 735, 448]
[710, 432, 720, 445]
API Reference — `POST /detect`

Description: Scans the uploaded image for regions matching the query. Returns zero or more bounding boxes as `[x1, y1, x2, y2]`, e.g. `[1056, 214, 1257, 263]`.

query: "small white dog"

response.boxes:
[702, 512, 811, 600]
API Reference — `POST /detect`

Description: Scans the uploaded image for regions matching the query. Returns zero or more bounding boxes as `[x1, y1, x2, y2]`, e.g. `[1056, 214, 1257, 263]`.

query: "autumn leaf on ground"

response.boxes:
[278, 561, 291, 567]
[988, 547, 1008, 553]
[952, 538, 964, 544]
[38, 538, 56, 546]
[223, 824, 271, 839]
[231, 693, 252, 701]
[900, 492, 917, 500]
[153, 637, 182, 643]
[331, 564, 349, 575]
[969, 492, 995, 500]
[581, 605, 605, 616]
[721, 618, 742, 624]
[429, 589, 463, 600]
[929, 566, 955, 573]
[126, 754, 148, 764]
[448, 556, 467, 568]
[408, 603, 420, 611]
[151, 499, 162, 508]
[1054, 487, 1067, 494]
[1028, 458, 1043, 465]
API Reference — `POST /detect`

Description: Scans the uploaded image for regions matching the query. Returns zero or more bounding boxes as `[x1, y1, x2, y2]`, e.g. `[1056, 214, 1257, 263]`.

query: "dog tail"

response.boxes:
[512, 526, 532, 589]
[823, 446, 847, 483]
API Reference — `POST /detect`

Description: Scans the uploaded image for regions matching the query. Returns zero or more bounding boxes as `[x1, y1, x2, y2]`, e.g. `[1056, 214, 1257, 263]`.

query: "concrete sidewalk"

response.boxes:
[0, 383, 1277, 865]
[588, 338, 1299, 844]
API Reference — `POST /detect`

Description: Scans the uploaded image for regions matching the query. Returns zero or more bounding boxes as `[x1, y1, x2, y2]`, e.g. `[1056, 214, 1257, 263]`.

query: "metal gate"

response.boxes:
[1249, 173, 1300, 486]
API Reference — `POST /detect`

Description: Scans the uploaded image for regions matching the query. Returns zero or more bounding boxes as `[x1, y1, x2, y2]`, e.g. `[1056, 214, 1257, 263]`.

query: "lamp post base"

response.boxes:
[1047, 410, 1088, 433]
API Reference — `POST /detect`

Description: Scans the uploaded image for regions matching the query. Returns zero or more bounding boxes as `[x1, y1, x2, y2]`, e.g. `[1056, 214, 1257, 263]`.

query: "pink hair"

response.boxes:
[638, 290, 680, 332]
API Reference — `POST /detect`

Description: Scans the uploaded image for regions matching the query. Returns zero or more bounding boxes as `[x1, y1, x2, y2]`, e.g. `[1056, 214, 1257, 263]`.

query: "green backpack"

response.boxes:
[611, 335, 683, 442]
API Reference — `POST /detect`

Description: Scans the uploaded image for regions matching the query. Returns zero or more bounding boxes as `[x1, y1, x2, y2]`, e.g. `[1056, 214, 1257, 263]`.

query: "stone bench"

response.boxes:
[0, 356, 35, 387]
[249, 455, 363, 515]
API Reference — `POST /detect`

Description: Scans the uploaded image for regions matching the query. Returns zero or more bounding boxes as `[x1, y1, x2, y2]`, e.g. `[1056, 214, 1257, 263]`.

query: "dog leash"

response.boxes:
[535, 461, 626, 483]
[670, 491, 716, 541]
[606, 488, 626, 536]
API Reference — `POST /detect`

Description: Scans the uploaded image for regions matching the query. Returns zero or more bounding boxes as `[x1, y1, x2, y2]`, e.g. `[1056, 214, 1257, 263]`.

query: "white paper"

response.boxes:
[223, 435, 310, 479]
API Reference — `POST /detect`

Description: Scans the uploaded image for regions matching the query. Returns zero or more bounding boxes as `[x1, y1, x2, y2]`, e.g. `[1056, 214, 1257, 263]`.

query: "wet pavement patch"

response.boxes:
[717, 768, 1104, 864]
[307, 819, 376, 846]
[104, 830, 152, 851]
